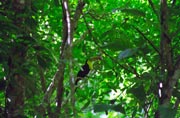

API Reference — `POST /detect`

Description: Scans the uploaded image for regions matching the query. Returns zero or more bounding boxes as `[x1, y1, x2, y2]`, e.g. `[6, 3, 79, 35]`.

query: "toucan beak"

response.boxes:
[89, 56, 102, 61]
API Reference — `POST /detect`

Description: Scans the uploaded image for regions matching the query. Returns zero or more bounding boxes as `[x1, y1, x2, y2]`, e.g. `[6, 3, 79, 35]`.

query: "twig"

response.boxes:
[73, 30, 88, 46]
[57, 0, 85, 116]
[173, 99, 179, 109]
[148, 0, 159, 18]
[82, 14, 141, 78]
[39, 66, 46, 93]
[72, 0, 85, 30]
[133, 26, 160, 56]
[41, 0, 85, 117]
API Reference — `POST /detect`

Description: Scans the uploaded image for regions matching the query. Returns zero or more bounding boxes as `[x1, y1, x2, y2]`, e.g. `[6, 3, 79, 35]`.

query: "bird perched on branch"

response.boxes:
[75, 56, 102, 85]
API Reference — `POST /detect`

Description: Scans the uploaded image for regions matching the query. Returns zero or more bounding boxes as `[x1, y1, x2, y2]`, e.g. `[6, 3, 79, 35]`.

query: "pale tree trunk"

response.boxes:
[42, 0, 85, 117]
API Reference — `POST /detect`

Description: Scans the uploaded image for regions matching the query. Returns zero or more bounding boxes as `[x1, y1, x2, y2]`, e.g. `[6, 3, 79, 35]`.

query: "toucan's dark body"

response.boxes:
[75, 56, 101, 86]
[75, 60, 90, 85]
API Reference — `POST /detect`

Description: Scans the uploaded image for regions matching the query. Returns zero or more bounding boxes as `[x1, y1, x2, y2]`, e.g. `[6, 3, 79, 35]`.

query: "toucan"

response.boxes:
[75, 56, 102, 85]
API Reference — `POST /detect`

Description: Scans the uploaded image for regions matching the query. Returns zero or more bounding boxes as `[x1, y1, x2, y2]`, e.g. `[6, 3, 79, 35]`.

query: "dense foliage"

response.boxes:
[0, 0, 180, 117]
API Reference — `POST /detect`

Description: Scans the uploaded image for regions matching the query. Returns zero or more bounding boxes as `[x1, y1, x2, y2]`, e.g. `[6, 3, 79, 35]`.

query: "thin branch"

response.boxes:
[82, 15, 141, 78]
[173, 98, 179, 109]
[133, 26, 160, 56]
[56, 0, 85, 116]
[87, 11, 108, 20]
[62, 77, 87, 107]
[42, 0, 69, 115]
[56, 0, 73, 115]
[72, 0, 85, 30]
[73, 30, 88, 46]
[39, 66, 46, 93]
[42, 64, 65, 103]
[148, 0, 159, 18]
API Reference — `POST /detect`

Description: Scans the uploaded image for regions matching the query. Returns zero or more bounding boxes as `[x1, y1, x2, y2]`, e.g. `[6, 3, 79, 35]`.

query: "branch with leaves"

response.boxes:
[41, 0, 85, 117]
[148, 0, 159, 18]
[132, 26, 160, 56]
[82, 14, 141, 78]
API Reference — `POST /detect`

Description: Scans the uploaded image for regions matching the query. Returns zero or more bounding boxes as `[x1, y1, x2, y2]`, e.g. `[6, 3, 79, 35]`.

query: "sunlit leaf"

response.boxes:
[94, 103, 110, 112]
[81, 100, 91, 110]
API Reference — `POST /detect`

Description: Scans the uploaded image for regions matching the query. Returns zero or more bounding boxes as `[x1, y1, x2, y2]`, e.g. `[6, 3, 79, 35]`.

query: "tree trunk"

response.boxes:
[155, 0, 179, 117]
[5, 0, 28, 117]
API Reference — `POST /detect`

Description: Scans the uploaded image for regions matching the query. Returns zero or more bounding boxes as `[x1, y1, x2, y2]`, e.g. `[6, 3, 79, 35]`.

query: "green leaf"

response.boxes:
[121, 8, 145, 17]
[128, 85, 146, 102]
[54, 0, 60, 6]
[159, 105, 177, 118]
[102, 39, 132, 51]
[118, 48, 137, 60]
[25, 17, 37, 29]
[37, 55, 51, 69]
[81, 100, 90, 110]
[84, 0, 90, 4]
[104, 71, 114, 78]
[103, 58, 113, 68]
[95, 0, 101, 3]
[111, 104, 125, 114]
[93, 103, 110, 112]
[172, 88, 180, 99]
[0, 14, 12, 22]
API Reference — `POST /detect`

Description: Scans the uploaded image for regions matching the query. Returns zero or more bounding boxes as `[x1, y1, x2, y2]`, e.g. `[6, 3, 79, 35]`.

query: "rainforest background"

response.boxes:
[0, 0, 180, 118]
